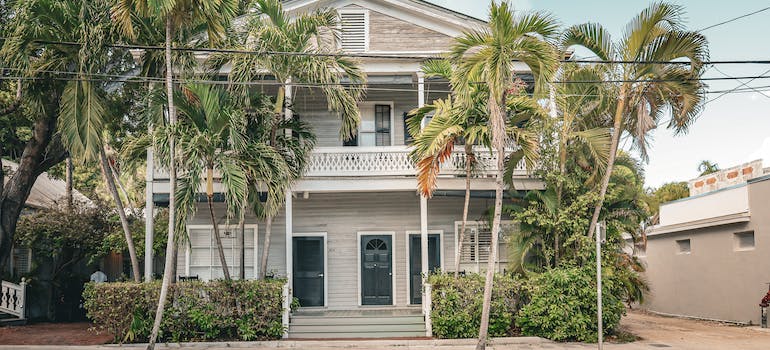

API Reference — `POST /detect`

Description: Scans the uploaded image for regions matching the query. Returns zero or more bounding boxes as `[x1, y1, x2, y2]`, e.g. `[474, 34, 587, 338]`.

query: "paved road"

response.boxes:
[2, 310, 769, 349]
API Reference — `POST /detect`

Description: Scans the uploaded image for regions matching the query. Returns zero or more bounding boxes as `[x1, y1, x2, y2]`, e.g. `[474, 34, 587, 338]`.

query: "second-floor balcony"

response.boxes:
[305, 146, 526, 178]
[152, 146, 528, 180]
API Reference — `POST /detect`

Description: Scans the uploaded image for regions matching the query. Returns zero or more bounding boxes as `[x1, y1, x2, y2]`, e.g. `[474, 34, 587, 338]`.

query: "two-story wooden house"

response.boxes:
[143, 0, 542, 338]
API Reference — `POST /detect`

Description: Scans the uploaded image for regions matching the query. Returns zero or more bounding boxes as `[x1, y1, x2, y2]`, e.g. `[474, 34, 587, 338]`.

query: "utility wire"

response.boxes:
[2, 37, 770, 66]
[697, 6, 770, 32]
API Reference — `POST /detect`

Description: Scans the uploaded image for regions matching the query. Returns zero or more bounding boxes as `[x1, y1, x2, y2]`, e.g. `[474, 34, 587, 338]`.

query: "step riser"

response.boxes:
[288, 331, 427, 339]
[290, 324, 425, 333]
[291, 316, 424, 326]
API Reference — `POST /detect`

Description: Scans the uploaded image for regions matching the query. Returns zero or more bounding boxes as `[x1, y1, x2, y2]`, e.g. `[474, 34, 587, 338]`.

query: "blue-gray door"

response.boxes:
[361, 235, 392, 305]
[409, 234, 441, 304]
[293, 236, 324, 307]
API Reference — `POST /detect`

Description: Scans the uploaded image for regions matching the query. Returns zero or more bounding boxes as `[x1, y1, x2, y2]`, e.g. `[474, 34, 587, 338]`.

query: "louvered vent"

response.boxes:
[339, 11, 368, 52]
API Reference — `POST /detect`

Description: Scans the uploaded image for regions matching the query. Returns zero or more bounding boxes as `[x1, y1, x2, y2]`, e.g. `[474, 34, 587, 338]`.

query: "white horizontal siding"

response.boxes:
[179, 191, 497, 308]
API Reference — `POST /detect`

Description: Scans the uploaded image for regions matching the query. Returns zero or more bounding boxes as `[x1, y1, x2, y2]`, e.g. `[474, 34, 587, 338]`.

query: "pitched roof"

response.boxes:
[2, 160, 92, 209]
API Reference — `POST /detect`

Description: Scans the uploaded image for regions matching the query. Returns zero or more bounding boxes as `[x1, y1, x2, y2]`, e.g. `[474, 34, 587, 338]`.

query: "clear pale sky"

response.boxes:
[427, 0, 770, 188]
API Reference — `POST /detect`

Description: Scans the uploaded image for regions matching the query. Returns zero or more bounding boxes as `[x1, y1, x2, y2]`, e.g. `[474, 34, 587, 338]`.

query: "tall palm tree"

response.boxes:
[217, 0, 364, 278]
[562, 2, 708, 243]
[447, 2, 559, 349]
[172, 84, 250, 281]
[111, 1, 238, 349]
[550, 65, 612, 263]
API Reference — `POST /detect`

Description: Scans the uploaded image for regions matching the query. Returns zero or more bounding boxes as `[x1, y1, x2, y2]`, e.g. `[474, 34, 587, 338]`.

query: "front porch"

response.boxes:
[288, 308, 426, 339]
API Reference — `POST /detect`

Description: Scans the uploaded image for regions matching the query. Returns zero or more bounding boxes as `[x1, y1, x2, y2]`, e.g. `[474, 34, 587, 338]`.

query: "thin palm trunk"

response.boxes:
[238, 198, 246, 280]
[65, 157, 73, 211]
[586, 87, 627, 241]
[207, 194, 232, 280]
[476, 97, 505, 350]
[260, 212, 273, 279]
[555, 131, 567, 266]
[109, 160, 135, 212]
[99, 147, 141, 282]
[147, 18, 177, 350]
[455, 143, 473, 278]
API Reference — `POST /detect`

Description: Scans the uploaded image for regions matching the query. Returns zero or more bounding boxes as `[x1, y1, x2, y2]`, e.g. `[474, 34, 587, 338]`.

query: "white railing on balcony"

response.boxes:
[305, 146, 526, 177]
[1, 279, 27, 319]
[153, 146, 528, 179]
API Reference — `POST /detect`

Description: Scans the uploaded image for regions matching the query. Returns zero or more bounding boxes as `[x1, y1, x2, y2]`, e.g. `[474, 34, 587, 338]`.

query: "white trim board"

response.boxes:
[292, 232, 329, 308]
[185, 224, 259, 280]
[356, 231, 397, 306]
[403, 230, 444, 305]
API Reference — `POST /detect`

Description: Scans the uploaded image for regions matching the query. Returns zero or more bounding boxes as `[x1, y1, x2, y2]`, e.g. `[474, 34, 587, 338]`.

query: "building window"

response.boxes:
[460, 227, 492, 263]
[11, 247, 32, 277]
[375, 104, 391, 146]
[339, 10, 368, 52]
[676, 239, 691, 254]
[734, 231, 755, 251]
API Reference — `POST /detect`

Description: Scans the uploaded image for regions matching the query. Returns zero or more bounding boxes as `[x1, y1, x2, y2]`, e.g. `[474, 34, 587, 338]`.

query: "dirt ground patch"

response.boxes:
[0, 322, 112, 345]
[608, 309, 770, 349]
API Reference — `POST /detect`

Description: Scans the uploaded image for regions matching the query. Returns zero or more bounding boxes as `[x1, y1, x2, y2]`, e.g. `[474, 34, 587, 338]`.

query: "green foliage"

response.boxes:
[516, 266, 626, 342]
[428, 273, 527, 339]
[83, 279, 285, 343]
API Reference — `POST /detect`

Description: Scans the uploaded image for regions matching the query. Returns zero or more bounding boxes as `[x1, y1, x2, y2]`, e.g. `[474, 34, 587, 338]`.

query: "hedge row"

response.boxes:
[82, 280, 285, 343]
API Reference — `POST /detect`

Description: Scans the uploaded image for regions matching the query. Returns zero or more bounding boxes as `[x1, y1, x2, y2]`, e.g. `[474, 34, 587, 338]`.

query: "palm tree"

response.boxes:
[550, 65, 612, 263]
[447, 3, 559, 349]
[111, 1, 238, 348]
[218, 0, 365, 278]
[562, 2, 708, 243]
[697, 160, 719, 176]
[172, 84, 251, 281]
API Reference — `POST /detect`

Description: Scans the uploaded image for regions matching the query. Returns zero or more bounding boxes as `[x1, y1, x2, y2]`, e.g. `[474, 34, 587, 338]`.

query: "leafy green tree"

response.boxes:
[562, 2, 709, 243]
[446, 2, 559, 348]
[111, 0, 239, 348]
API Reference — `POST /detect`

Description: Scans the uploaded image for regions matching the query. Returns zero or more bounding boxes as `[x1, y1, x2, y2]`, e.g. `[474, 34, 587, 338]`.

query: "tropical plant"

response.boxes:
[562, 2, 709, 243]
[111, 0, 239, 348]
[445, 2, 559, 348]
[217, 0, 364, 279]
[697, 160, 719, 176]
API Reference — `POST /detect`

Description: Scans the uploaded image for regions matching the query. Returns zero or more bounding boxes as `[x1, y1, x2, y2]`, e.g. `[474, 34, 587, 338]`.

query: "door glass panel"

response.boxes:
[409, 234, 441, 304]
[293, 237, 325, 307]
[375, 105, 391, 146]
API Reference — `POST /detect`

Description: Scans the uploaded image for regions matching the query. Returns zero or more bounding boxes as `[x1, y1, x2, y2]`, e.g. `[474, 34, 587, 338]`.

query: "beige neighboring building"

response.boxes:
[643, 160, 770, 324]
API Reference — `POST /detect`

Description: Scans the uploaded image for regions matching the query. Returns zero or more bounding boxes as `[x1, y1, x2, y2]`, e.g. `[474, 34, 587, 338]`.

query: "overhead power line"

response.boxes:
[697, 6, 770, 32]
[1, 37, 770, 66]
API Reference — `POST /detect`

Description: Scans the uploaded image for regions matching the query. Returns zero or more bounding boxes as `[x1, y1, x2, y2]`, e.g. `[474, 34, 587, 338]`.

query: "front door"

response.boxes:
[361, 235, 393, 305]
[409, 234, 441, 304]
[293, 236, 324, 307]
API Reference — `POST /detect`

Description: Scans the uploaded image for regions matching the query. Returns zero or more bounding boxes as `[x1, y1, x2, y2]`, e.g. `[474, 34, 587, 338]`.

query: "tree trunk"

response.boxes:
[555, 130, 567, 267]
[455, 143, 473, 278]
[65, 156, 73, 211]
[476, 96, 506, 350]
[208, 194, 232, 280]
[238, 199, 246, 280]
[0, 90, 66, 272]
[586, 88, 627, 242]
[260, 212, 273, 279]
[109, 160, 135, 212]
[99, 147, 141, 282]
[147, 18, 178, 350]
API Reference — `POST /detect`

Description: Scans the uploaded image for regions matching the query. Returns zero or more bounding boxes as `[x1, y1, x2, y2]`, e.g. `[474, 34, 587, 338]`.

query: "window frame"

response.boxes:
[733, 231, 755, 251]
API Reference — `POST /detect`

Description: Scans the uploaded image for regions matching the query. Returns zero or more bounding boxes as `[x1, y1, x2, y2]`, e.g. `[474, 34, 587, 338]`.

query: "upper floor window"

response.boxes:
[345, 103, 392, 147]
[339, 10, 369, 52]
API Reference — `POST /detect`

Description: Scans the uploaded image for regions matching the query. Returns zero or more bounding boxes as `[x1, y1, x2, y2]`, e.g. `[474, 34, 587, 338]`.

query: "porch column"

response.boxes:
[144, 148, 154, 282]
[418, 72, 429, 298]
[285, 190, 293, 288]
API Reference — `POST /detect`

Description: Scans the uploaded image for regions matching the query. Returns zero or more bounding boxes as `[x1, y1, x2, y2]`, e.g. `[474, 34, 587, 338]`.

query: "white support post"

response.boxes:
[282, 282, 290, 339]
[424, 283, 432, 337]
[417, 72, 430, 311]
[285, 190, 293, 289]
[144, 148, 154, 282]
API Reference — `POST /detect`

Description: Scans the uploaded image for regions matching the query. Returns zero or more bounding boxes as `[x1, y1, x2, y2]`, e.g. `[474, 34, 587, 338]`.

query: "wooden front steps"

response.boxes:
[288, 308, 426, 339]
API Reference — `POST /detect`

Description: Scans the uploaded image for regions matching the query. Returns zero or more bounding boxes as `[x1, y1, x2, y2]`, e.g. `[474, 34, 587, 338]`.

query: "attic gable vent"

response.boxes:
[339, 10, 368, 52]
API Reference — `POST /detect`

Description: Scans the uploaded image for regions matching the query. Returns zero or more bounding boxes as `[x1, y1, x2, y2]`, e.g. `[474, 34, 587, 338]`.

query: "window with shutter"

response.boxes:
[339, 11, 368, 52]
[458, 222, 515, 265]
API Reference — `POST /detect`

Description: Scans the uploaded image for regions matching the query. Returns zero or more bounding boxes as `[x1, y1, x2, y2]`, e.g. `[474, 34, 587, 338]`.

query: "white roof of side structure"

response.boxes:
[2, 160, 92, 209]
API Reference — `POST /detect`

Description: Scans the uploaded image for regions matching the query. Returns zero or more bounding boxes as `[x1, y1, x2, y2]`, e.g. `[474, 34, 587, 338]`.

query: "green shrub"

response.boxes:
[515, 266, 625, 342]
[428, 272, 527, 338]
[83, 279, 285, 343]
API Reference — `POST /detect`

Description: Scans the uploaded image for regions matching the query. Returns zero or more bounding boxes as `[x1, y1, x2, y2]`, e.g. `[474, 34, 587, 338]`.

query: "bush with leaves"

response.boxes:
[83, 279, 285, 343]
[516, 265, 625, 342]
[428, 272, 527, 338]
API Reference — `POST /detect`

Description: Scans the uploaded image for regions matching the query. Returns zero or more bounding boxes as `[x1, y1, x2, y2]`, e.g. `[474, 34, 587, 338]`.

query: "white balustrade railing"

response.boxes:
[305, 146, 526, 177]
[153, 146, 529, 179]
[1, 279, 27, 319]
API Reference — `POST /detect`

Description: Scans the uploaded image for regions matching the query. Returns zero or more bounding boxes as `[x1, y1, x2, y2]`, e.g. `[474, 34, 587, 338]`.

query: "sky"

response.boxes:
[426, 0, 770, 188]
